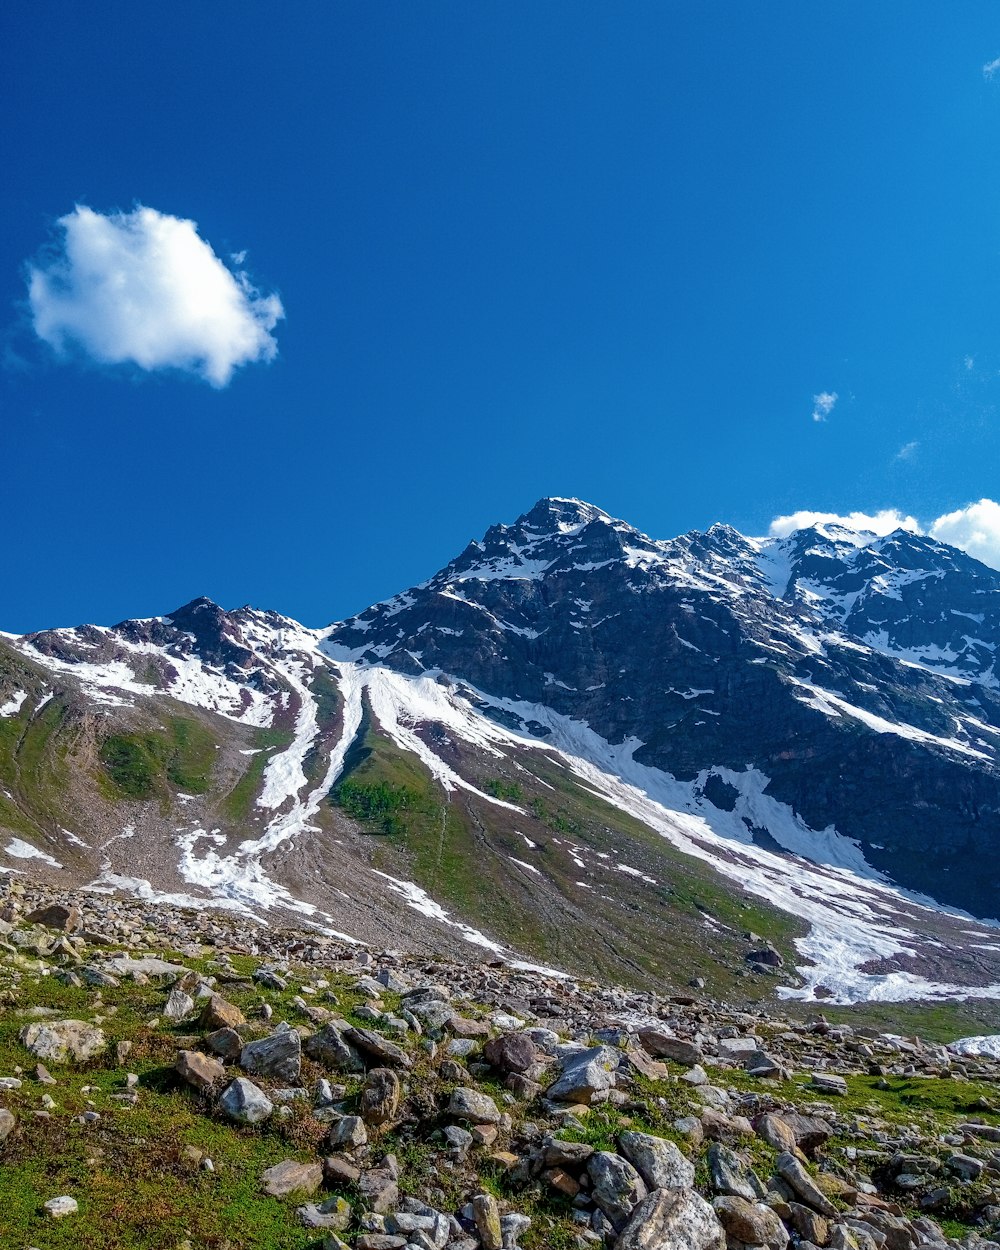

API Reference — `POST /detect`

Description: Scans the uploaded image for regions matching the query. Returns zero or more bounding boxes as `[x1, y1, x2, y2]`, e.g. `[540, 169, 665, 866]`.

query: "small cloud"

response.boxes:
[984, 57, 1000, 79]
[26, 204, 283, 387]
[811, 391, 838, 422]
[929, 499, 1000, 570]
[894, 440, 919, 462]
[769, 508, 921, 539]
[965, 355, 975, 370]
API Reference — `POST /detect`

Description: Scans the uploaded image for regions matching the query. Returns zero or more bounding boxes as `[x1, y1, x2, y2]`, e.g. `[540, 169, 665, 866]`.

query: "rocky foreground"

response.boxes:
[3, 885, 1000, 1250]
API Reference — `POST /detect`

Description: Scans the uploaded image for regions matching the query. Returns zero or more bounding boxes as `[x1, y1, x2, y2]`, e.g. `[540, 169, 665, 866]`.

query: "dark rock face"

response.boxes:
[324, 499, 1000, 919]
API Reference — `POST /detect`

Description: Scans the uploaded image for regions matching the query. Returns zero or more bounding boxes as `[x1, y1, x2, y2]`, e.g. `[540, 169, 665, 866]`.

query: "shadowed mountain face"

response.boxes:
[3, 498, 1000, 1005]
[326, 499, 1000, 917]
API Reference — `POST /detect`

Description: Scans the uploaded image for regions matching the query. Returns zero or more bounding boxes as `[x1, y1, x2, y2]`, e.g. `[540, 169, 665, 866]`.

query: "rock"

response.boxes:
[205, 1027, 243, 1060]
[20, 1019, 105, 1063]
[360, 1067, 400, 1126]
[241, 1026, 302, 1082]
[618, 1131, 695, 1190]
[200, 995, 246, 1030]
[546, 1045, 619, 1102]
[260, 1159, 323, 1197]
[0, 1108, 14, 1142]
[344, 1026, 412, 1068]
[472, 1192, 503, 1250]
[218, 1077, 273, 1124]
[544, 1139, 595, 1168]
[26, 903, 81, 931]
[775, 1152, 838, 1216]
[448, 1086, 501, 1124]
[43, 1195, 79, 1218]
[616, 1187, 726, 1250]
[747, 945, 784, 967]
[811, 1072, 848, 1096]
[484, 1032, 539, 1074]
[323, 1155, 361, 1185]
[707, 1142, 763, 1200]
[755, 1112, 800, 1154]
[713, 1196, 789, 1249]
[788, 1201, 831, 1245]
[298, 1196, 352, 1230]
[163, 988, 195, 1022]
[638, 1028, 703, 1065]
[587, 1150, 648, 1230]
[947, 1152, 983, 1180]
[304, 1023, 364, 1072]
[356, 1168, 399, 1213]
[329, 1116, 368, 1148]
[175, 1049, 226, 1092]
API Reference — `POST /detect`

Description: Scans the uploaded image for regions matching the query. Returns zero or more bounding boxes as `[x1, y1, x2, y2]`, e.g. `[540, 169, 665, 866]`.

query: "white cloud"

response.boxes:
[27, 205, 283, 387]
[929, 500, 1000, 570]
[894, 440, 919, 461]
[768, 509, 921, 539]
[811, 391, 838, 422]
[984, 57, 1000, 79]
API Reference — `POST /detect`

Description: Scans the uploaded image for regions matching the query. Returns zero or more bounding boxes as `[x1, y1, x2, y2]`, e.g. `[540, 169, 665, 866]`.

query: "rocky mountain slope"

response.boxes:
[3, 499, 1000, 1014]
[5, 880, 1000, 1250]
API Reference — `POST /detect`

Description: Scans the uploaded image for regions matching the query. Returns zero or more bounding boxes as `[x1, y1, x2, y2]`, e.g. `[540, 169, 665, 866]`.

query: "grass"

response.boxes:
[99, 717, 219, 801]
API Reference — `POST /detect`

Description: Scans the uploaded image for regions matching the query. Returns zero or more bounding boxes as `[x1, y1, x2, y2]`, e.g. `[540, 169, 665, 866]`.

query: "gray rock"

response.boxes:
[218, 1077, 273, 1125]
[707, 1142, 764, 1200]
[241, 1026, 302, 1083]
[43, 1195, 79, 1218]
[345, 1025, 412, 1068]
[616, 1187, 726, 1250]
[448, 1086, 501, 1124]
[546, 1045, 619, 1102]
[163, 988, 195, 1022]
[0, 1108, 15, 1142]
[587, 1150, 648, 1231]
[713, 1196, 789, 1250]
[329, 1115, 368, 1148]
[297, 1196, 352, 1231]
[360, 1067, 400, 1126]
[260, 1158, 323, 1197]
[304, 1022, 364, 1072]
[20, 1019, 105, 1063]
[618, 1131, 695, 1190]
[638, 1029, 703, 1065]
[775, 1151, 838, 1216]
[472, 1192, 503, 1250]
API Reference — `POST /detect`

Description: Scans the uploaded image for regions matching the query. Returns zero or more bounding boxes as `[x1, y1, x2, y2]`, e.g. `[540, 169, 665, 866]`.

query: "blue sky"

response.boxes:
[5, 3, 1000, 632]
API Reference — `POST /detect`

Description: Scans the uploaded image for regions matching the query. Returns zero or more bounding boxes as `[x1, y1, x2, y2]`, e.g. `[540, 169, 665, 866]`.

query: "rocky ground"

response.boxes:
[3, 884, 1000, 1250]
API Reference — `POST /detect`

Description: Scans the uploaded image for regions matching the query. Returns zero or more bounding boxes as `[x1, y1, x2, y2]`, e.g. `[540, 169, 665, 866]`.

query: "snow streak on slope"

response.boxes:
[324, 663, 1000, 1005]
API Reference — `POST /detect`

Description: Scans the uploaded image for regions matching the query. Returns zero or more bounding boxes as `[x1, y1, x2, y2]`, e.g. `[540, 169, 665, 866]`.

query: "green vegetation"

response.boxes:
[99, 717, 218, 800]
[483, 777, 523, 802]
[334, 777, 418, 835]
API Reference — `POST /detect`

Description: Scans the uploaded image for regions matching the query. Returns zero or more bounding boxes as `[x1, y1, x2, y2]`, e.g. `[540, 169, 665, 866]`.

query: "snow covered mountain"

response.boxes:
[4, 498, 1000, 1010]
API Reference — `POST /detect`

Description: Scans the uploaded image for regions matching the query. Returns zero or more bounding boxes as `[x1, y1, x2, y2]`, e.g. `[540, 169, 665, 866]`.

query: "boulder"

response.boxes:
[304, 1022, 364, 1072]
[638, 1029, 703, 1065]
[25, 904, 81, 931]
[175, 1049, 226, 1092]
[241, 1026, 301, 1083]
[587, 1150, 648, 1231]
[20, 1019, 105, 1063]
[360, 1067, 400, 1126]
[484, 1032, 539, 1074]
[713, 1196, 789, 1250]
[200, 995, 246, 1031]
[218, 1077, 273, 1125]
[260, 1159, 323, 1197]
[619, 1131, 695, 1191]
[616, 1187, 726, 1250]
[448, 1087, 501, 1125]
[546, 1045, 619, 1102]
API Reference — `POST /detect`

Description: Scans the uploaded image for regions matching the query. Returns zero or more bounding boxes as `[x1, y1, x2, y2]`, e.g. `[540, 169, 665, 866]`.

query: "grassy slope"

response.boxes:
[330, 704, 806, 1002]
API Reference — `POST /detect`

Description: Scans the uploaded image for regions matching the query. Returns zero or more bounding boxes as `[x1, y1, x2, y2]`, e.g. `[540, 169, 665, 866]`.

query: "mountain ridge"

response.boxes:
[3, 498, 1000, 1012]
